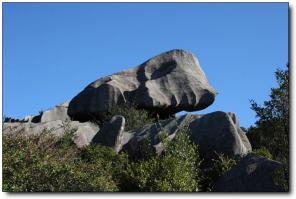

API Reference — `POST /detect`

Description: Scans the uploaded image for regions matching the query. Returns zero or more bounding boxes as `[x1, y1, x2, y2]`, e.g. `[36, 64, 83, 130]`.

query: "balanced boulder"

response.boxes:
[68, 49, 217, 121]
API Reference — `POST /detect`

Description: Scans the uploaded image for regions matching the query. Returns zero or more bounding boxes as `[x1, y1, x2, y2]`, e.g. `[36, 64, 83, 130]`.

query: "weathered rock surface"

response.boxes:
[189, 111, 252, 159]
[72, 122, 100, 148]
[213, 155, 287, 192]
[92, 115, 132, 153]
[68, 49, 217, 121]
[3, 120, 99, 148]
[119, 111, 251, 159]
[41, 101, 70, 123]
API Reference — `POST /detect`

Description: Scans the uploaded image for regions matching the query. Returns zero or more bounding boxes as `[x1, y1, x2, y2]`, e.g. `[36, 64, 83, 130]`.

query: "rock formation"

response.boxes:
[10, 49, 289, 192]
[3, 49, 251, 155]
[4, 49, 262, 191]
[113, 111, 251, 159]
[67, 49, 217, 121]
[3, 119, 99, 148]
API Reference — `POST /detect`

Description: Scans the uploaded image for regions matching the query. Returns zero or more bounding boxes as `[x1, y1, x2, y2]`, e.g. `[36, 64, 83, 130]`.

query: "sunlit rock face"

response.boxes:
[68, 49, 217, 121]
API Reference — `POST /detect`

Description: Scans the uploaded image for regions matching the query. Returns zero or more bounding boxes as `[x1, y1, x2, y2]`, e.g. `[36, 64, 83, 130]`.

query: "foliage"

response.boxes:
[199, 152, 237, 191]
[272, 166, 289, 192]
[3, 122, 203, 192]
[107, 105, 157, 131]
[250, 147, 273, 159]
[247, 65, 289, 164]
[80, 144, 129, 186]
[122, 125, 201, 192]
[2, 129, 121, 192]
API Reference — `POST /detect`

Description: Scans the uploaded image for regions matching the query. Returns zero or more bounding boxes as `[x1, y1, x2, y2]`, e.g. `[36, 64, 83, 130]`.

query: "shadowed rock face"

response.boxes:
[92, 115, 129, 153]
[68, 49, 217, 121]
[213, 155, 287, 192]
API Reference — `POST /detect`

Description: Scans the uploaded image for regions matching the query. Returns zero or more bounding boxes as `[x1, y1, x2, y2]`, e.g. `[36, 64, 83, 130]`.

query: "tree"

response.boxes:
[247, 64, 289, 164]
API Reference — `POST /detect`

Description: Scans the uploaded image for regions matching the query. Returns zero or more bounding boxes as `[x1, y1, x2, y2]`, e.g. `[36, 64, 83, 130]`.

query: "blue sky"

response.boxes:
[3, 3, 288, 128]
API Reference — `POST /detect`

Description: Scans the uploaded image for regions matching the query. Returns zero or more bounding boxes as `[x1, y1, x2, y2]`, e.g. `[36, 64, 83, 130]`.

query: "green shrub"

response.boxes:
[107, 105, 157, 131]
[250, 147, 273, 159]
[199, 152, 237, 191]
[272, 166, 289, 192]
[122, 125, 201, 192]
[2, 129, 120, 192]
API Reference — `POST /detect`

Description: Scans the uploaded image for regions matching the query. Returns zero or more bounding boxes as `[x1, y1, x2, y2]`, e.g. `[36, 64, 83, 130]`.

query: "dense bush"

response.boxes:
[3, 123, 203, 192]
[199, 152, 237, 191]
[122, 125, 201, 192]
[250, 147, 273, 159]
[105, 105, 157, 131]
[2, 130, 122, 192]
[272, 166, 289, 192]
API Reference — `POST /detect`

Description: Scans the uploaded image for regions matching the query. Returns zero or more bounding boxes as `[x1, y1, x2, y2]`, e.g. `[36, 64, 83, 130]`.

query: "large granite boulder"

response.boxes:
[3, 120, 99, 148]
[213, 155, 288, 192]
[118, 111, 251, 159]
[68, 49, 217, 121]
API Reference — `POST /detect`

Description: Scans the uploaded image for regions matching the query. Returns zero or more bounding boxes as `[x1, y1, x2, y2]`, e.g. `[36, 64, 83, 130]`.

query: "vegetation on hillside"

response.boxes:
[2, 121, 235, 192]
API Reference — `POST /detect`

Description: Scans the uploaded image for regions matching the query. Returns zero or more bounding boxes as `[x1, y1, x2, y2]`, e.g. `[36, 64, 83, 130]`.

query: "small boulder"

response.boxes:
[92, 115, 130, 153]
[71, 121, 100, 148]
[41, 101, 70, 123]
[189, 111, 251, 160]
[213, 155, 288, 192]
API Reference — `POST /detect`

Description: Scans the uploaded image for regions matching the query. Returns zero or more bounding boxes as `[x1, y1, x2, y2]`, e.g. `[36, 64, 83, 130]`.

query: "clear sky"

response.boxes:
[3, 2, 288, 128]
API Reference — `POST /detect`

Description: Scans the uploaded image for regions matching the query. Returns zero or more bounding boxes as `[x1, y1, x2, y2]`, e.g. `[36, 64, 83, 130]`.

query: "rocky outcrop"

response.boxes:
[3, 120, 99, 148]
[68, 49, 217, 121]
[213, 155, 287, 192]
[107, 111, 252, 159]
